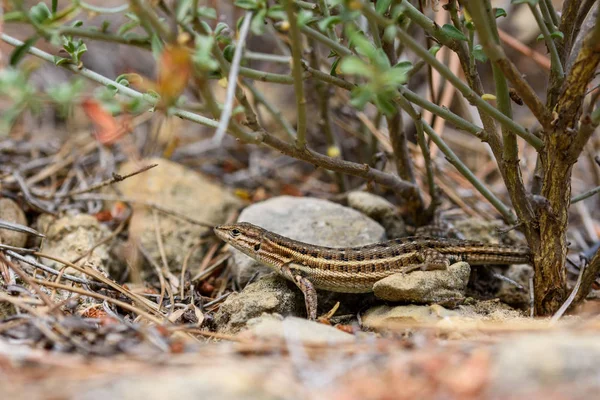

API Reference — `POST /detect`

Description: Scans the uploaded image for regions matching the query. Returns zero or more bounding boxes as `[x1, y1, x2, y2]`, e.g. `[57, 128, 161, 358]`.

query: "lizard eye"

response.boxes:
[231, 229, 241, 237]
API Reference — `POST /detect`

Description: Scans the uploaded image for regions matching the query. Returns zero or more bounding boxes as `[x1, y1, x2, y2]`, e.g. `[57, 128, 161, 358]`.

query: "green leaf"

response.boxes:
[151, 34, 163, 59]
[441, 24, 467, 41]
[9, 36, 38, 66]
[266, 8, 286, 20]
[495, 8, 507, 18]
[235, 0, 258, 10]
[53, 55, 68, 65]
[374, 94, 397, 117]
[72, 20, 83, 27]
[472, 44, 488, 62]
[29, 2, 52, 24]
[349, 87, 373, 110]
[223, 44, 235, 62]
[383, 25, 396, 42]
[511, 0, 538, 4]
[428, 45, 441, 57]
[296, 10, 316, 27]
[193, 35, 219, 71]
[250, 9, 267, 35]
[198, 6, 217, 19]
[330, 57, 341, 76]
[52, 0, 58, 14]
[375, 0, 392, 14]
[3, 11, 28, 22]
[551, 30, 564, 40]
[317, 15, 341, 32]
[215, 22, 230, 36]
[175, 0, 193, 21]
[339, 56, 370, 77]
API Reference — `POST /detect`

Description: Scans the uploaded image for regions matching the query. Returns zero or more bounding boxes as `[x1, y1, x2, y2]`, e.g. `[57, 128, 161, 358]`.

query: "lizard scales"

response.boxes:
[214, 222, 531, 319]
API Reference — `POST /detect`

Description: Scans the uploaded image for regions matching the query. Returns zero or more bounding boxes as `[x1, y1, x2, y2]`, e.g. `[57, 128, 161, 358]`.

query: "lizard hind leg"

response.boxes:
[400, 248, 451, 274]
[280, 263, 318, 320]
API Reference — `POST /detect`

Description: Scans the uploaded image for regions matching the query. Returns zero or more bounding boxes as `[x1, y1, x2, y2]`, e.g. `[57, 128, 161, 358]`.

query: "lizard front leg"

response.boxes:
[280, 263, 318, 320]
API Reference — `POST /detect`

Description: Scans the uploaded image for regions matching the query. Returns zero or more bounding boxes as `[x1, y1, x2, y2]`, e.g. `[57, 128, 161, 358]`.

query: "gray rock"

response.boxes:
[37, 213, 111, 277]
[373, 262, 471, 304]
[242, 314, 355, 344]
[231, 196, 385, 285]
[117, 158, 241, 271]
[347, 191, 406, 237]
[453, 218, 524, 245]
[489, 333, 600, 398]
[496, 264, 533, 308]
[0, 198, 28, 248]
[215, 275, 305, 333]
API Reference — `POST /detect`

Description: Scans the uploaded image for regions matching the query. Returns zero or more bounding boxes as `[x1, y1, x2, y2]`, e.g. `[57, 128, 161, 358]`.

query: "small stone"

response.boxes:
[0, 198, 28, 248]
[215, 275, 305, 334]
[496, 264, 533, 308]
[116, 158, 242, 271]
[362, 300, 525, 331]
[38, 213, 111, 277]
[373, 262, 471, 304]
[241, 314, 355, 345]
[362, 304, 460, 329]
[453, 218, 524, 245]
[231, 196, 385, 285]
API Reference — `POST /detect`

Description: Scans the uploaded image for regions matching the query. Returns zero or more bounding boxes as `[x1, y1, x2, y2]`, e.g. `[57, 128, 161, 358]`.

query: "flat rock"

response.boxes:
[0, 198, 28, 248]
[496, 264, 533, 308]
[117, 158, 241, 271]
[373, 262, 471, 304]
[231, 196, 385, 285]
[362, 300, 525, 331]
[215, 275, 305, 334]
[241, 314, 355, 345]
[37, 213, 111, 277]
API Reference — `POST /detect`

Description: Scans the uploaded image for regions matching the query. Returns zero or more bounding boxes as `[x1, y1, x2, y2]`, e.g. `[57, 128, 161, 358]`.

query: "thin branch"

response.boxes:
[528, 2, 564, 85]
[463, 0, 553, 131]
[213, 11, 253, 144]
[244, 80, 296, 140]
[556, 10, 600, 143]
[361, 2, 543, 149]
[571, 185, 600, 204]
[284, 0, 308, 148]
[262, 134, 420, 200]
[57, 163, 158, 198]
[421, 123, 516, 223]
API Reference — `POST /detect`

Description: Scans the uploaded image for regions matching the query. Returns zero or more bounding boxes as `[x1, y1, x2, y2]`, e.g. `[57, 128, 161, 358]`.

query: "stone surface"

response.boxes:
[117, 158, 241, 271]
[496, 264, 533, 308]
[0, 198, 28, 248]
[362, 300, 525, 331]
[215, 275, 305, 333]
[373, 262, 471, 304]
[231, 196, 385, 285]
[242, 314, 355, 345]
[453, 218, 524, 245]
[489, 333, 600, 398]
[347, 191, 406, 237]
[37, 213, 111, 276]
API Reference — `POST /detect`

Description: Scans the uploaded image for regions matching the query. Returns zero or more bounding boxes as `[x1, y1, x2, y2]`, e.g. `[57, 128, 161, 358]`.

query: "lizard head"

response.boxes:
[214, 222, 266, 257]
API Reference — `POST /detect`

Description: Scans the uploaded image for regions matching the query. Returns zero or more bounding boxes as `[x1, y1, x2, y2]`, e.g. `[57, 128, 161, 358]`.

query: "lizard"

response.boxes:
[214, 222, 532, 320]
